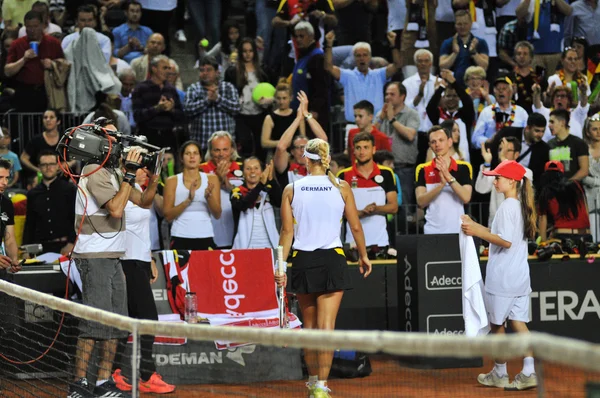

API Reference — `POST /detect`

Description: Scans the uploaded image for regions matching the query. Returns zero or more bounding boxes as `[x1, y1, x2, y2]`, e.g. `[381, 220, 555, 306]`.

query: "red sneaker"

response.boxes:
[139, 372, 176, 394]
[111, 369, 132, 391]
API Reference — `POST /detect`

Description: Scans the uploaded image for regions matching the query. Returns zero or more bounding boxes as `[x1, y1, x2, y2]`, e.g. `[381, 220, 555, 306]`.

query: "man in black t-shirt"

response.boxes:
[547, 109, 589, 181]
[0, 159, 19, 272]
[0, 158, 18, 394]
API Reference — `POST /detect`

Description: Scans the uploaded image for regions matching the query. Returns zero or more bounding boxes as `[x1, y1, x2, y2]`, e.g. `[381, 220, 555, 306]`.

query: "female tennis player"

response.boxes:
[461, 160, 538, 391]
[275, 137, 372, 398]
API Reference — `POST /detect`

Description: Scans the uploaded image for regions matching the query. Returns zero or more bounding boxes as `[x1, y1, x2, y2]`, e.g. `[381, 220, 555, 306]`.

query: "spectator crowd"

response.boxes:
[1, 0, 600, 258]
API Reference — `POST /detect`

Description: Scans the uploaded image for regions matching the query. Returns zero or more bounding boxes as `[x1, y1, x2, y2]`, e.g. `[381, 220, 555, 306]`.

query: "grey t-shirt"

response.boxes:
[379, 106, 421, 165]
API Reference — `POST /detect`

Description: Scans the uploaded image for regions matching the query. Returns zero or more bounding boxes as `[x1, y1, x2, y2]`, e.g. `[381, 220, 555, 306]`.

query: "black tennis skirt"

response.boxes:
[289, 248, 352, 294]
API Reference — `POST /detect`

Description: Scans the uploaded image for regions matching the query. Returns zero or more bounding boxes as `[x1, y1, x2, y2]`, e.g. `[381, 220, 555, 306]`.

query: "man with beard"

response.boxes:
[472, 76, 529, 149]
[494, 113, 550, 188]
[337, 132, 398, 254]
[200, 131, 243, 249]
[416, 126, 473, 234]
[112, 0, 153, 64]
[23, 150, 76, 255]
[532, 83, 589, 140]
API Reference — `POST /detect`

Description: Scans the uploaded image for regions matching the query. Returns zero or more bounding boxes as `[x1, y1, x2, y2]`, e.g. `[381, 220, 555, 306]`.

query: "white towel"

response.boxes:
[459, 222, 490, 337]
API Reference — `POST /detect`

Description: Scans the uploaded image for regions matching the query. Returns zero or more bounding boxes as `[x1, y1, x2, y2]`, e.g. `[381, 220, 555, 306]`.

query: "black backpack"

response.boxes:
[330, 350, 373, 379]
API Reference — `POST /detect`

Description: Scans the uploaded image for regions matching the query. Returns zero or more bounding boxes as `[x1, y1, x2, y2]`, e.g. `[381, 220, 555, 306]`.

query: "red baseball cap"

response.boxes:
[544, 160, 565, 173]
[482, 160, 526, 181]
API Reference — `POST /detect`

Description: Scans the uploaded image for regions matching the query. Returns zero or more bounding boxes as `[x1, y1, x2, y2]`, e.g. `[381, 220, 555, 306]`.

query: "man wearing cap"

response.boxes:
[547, 108, 589, 181]
[337, 132, 398, 254]
[472, 76, 529, 149]
[416, 125, 473, 234]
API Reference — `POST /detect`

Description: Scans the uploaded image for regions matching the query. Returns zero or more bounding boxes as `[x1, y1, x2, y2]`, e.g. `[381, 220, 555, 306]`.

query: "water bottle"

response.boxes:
[185, 292, 197, 324]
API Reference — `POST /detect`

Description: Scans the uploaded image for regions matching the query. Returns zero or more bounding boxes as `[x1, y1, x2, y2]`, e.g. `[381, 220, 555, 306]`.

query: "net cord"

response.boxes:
[3, 279, 600, 372]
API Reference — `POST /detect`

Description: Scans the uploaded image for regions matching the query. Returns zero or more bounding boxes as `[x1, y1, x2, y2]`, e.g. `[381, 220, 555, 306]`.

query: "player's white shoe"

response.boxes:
[505, 372, 538, 391]
[477, 370, 509, 388]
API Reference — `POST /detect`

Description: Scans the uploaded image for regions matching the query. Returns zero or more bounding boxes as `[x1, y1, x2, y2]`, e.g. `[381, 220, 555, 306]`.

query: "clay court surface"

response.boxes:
[2, 357, 596, 397]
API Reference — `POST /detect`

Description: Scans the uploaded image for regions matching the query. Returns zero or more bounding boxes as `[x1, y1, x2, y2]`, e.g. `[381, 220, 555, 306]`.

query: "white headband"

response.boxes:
[303, 149, 321, 161]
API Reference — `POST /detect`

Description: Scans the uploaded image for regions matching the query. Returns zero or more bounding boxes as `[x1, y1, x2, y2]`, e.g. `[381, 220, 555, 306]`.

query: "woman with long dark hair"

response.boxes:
[537, 160, 591, 242]
[163, 141, 221, 250]
[206, 19, 241, 77]
[225, 37, 271, 161]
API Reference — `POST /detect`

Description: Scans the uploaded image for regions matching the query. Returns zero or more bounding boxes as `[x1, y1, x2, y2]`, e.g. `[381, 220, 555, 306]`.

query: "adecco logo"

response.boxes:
[426, 314, 465, 335]
[425, 261, 462, 290]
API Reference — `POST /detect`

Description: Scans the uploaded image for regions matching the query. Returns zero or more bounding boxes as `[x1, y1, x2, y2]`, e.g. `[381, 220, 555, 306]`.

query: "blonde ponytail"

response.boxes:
[305, 138, 341, 190]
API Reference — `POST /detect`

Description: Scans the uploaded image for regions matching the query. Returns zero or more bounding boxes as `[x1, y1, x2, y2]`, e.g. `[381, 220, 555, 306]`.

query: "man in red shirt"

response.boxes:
[4, 10, 64, 112]
[347, 100, 391, 164]
[200, 131, 243, 249]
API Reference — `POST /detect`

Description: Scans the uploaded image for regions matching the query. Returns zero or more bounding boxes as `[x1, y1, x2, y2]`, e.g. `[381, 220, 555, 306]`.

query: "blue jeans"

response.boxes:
[188, 0, 221, 47]
[255, 0, 277, 58]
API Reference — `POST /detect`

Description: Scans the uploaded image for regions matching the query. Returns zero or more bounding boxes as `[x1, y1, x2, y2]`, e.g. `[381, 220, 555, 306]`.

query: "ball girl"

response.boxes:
[461, 160, 538, 391]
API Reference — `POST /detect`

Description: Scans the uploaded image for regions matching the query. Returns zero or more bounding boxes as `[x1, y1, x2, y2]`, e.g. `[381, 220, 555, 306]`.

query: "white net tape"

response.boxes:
[2, 278, 600, 374]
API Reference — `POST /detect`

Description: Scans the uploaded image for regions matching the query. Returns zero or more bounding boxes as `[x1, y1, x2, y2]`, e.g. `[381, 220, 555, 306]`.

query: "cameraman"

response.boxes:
[68, 125, 160, 398]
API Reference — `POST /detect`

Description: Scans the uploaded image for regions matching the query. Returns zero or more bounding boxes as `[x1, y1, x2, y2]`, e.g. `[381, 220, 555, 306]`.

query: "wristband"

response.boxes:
[483, 162, 491, 167]
[123, 172, 136, 186]
[304, 113, 313, 120]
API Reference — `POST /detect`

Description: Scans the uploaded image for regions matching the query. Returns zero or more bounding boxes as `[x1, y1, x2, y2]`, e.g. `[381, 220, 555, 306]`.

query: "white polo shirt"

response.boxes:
[403, 73, 437, 133]
[416, 157, 473, 234]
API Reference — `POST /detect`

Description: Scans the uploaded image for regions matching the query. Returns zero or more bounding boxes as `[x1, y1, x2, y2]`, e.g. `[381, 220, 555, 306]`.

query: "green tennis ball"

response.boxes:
[200, 38, 209, 48]
[252, 82, 276, 104]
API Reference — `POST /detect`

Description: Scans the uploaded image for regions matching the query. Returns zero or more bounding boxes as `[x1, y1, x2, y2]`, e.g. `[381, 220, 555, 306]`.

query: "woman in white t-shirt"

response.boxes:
[163, 141, 221, 250]
[461, 160, 538, 392]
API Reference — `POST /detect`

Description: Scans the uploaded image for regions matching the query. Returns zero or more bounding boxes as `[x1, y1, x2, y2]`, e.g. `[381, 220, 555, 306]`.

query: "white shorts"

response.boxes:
[485, 292, 530, 326]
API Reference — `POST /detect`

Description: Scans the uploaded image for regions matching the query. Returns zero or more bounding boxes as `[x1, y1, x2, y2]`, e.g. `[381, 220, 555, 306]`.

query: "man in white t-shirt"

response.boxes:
[403, 49, 437, 134]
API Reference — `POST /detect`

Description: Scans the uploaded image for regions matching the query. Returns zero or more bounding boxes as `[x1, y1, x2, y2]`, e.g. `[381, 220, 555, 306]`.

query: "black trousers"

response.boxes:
[170, 236, 215, 251]
[112, 260, 158, 381]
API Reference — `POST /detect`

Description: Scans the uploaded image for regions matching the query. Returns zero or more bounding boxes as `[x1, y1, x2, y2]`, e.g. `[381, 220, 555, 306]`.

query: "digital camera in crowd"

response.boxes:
[57, 117, 167, 172]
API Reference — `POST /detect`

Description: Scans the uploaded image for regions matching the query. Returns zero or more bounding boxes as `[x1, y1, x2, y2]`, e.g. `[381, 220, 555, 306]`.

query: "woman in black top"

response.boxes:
[20, 109, 62, 177]
[225, 38, 271, 161]
[261, 82, 305, 161]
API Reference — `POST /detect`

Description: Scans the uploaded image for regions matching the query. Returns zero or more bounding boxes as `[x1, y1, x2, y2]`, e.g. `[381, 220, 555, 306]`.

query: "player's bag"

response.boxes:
[330, 350, 372, 378]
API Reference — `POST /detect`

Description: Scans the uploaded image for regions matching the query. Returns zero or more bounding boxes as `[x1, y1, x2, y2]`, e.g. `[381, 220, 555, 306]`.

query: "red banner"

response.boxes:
[161, 249, 279, 319]
[194, 249, 278, 318]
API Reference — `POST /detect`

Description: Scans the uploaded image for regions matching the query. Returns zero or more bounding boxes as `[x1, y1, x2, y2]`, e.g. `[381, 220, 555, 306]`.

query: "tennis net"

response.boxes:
[1, 277, 600, 397]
